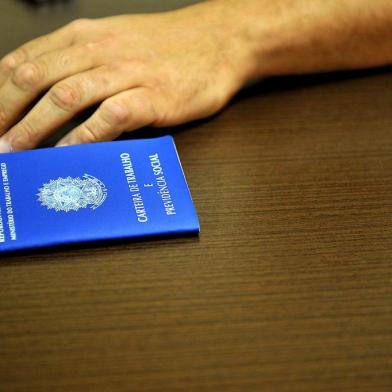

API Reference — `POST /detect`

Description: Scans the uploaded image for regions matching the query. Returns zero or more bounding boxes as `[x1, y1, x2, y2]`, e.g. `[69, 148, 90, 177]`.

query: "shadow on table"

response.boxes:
[235, 65, 392, 101]
[0, 231, 200, 261]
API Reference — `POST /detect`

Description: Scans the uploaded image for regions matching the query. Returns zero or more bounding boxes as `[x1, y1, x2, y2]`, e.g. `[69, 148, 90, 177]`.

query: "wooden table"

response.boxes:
[1, 1, 392, 391]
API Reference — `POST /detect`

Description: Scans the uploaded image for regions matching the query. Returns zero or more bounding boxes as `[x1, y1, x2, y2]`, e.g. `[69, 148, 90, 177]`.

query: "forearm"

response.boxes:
[1, 0, 392, 151]
[190, 0, 392, 84]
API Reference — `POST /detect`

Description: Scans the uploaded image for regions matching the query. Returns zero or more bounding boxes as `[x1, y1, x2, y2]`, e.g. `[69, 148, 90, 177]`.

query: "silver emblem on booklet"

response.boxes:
[37, 174, 107, 212]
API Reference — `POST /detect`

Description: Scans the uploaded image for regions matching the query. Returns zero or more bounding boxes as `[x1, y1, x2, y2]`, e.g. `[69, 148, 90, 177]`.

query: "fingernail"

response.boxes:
[56, 142, 68, 147]
[0, 138, 12, 153]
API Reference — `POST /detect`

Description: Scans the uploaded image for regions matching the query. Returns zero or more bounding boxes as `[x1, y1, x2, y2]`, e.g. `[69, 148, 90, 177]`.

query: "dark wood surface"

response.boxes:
[1, 1, 392, 391]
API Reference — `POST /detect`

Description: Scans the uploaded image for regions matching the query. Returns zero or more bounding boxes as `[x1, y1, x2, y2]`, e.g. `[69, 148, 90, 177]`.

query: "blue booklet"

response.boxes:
[0, 136, 199, 253]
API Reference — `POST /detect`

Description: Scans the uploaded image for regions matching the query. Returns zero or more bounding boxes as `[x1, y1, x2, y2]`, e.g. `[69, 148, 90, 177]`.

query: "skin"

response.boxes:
[0, 0, 392, 152]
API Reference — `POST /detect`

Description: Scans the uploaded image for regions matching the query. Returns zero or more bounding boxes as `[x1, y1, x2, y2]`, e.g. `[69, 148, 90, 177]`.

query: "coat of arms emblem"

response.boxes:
[37, 174, 107, 212]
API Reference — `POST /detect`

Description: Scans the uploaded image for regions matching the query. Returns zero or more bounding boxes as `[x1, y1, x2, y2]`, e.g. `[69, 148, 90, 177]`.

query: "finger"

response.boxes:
[0, 42, 104, 135]
[0, 18, 91, 84]
[0, 65, 146, 152]
[56, 88, 157, 146]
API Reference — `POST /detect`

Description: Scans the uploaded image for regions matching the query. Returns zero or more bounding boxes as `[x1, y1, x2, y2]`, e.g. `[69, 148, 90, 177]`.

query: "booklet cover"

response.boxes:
[0, 136, 199, 253]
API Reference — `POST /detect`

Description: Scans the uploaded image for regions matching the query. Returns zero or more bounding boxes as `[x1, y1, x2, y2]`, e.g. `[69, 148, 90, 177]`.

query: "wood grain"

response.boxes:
[1, 1, 392, 391]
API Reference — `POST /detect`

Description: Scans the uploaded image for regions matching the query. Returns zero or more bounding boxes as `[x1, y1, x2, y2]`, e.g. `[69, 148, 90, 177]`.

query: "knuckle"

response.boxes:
[98, 35, 116, 48]
[14, 121, 37, 147]
[12, 61, 44, 90]
[117, 59, 147, 74]
[151, 106, 170, 127]
[134, 90, 158, 123]
[1, 48, 27, 72]
[131, 93, 155, 123]
[0, 57, 15, 73]
[83, 39, 109, 54]
[49, 82, 82, 111]
[82, 122, 100, 143]
[82, 36, 117, 56]
[128, 93, 147, 112]
[83, 41, 99, 52]
[56, 52, 73, 68]
[68, 18, 94, 33]
[100, 99, 130, 125]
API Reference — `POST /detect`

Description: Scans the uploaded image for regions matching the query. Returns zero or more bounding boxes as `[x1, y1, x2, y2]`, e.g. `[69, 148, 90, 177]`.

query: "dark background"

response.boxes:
[1, 0, 201, 49]
[1, 1, 392, 391]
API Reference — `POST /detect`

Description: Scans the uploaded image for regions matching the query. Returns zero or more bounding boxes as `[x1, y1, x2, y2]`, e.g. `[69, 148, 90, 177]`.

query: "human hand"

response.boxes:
[0, 4, 248, 152]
